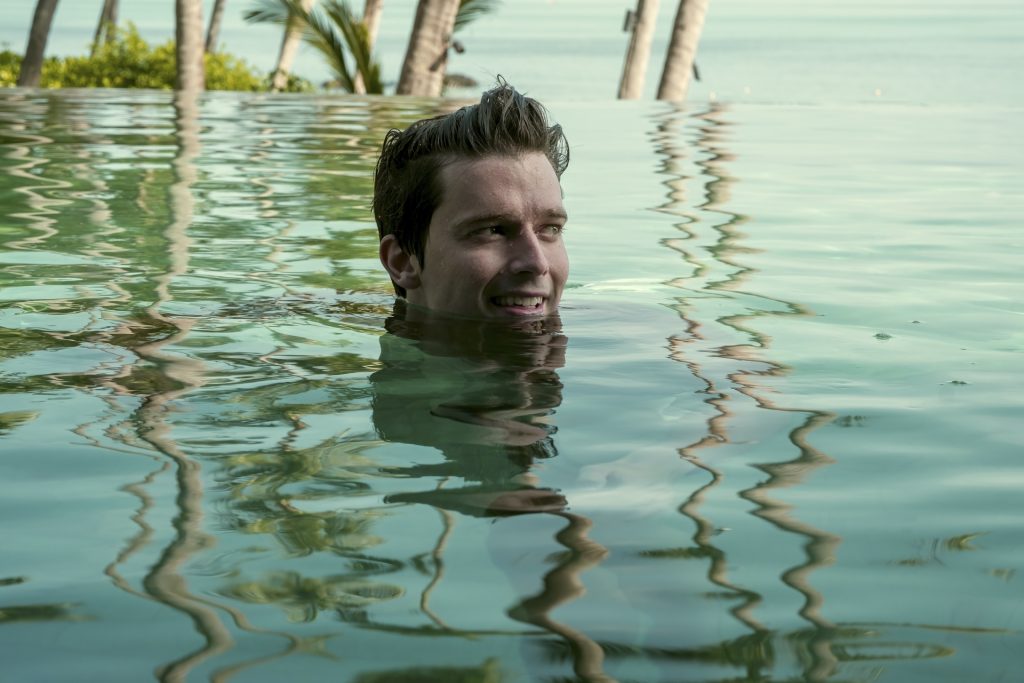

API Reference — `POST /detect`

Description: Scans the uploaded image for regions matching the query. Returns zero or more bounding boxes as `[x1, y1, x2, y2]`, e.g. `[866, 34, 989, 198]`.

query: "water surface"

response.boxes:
[1, 88, 1022, 682]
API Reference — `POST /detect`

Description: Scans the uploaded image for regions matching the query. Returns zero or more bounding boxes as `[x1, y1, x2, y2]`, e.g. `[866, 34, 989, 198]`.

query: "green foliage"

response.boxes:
[321, 0, 382, 93]
[0, 50, 22, 86]
[455, 0, 502, 33]
[353, 658, 504, 683]
[220, 570, 403, 622]
[42, 25, 178, 89]
[0, 24, 313, 92]
[0, 602, 89, 624]
[0, 411, 39, 437]
[245, 0, 382, 94]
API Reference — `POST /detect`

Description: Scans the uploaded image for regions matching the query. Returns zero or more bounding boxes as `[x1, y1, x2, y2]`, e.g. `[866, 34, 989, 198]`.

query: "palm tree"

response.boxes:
[270, 0, 316, 91]
[362, 0, 383, 45]
[352, 0, 383, 93]
[395, 0, 499, 96]
[91, 0, 118, 57]
[453, 0, 500, 32]
[656, 0, 708, 101]
[176, 0, 206, 91]
[205, 0, 229, 53]
[246, 0, 382, 94]
[17, 0, 60, 87]
[618, 0, 659, 99]
[395, 0, 460, 96]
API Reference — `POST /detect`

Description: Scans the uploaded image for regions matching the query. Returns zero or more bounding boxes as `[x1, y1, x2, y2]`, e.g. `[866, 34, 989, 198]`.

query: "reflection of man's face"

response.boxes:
[371, 304, 569, 515]
[406, 153, 568, 319]
[372, 307, 567, 451]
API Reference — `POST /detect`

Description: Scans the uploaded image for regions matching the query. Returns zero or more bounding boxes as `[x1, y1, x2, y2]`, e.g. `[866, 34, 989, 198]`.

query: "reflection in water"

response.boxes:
[650, 103, 976, 680]
[373, 301, 569, 512]
[101, 89, 234, 681]
[653, 100, 854, 680]
[1, 90, 1016, 682]
[372, 302, 613, 681]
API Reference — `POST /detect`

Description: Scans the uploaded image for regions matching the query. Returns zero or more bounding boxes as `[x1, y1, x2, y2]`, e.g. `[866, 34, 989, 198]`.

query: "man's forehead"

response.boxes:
[438, 154, 562, 202]
[442, 152, 555, 174]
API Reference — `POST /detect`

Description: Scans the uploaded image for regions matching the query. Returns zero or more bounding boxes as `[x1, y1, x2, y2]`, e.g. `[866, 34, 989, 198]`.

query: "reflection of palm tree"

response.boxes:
[739, 412, 842, 681]
[673, 456, 766, 631]
[221, 430, 396, 561]
[649, 102, 843, 679]
[684, 107, 844, 664]
[221, 570, 403, 622]
[4, 100, 64, 249]
[133, 88, 229, 682]
[0, 599, 85, 625]
[507, 512, 614, 683]
[352, 657, 504, 683]
[647, 103, 767, 638]
[645, 100, 975, 681]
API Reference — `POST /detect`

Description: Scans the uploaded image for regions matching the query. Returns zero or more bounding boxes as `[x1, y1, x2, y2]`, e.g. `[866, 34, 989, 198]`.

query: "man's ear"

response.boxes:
[380, 234, 422, 292]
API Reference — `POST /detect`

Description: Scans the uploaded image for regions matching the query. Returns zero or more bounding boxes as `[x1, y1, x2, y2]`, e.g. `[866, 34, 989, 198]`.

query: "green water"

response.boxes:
[1, 88, 1022, 682]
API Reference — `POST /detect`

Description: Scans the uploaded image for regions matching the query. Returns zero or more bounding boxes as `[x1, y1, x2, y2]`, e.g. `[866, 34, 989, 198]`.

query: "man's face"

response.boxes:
[391, 153, 568, 319]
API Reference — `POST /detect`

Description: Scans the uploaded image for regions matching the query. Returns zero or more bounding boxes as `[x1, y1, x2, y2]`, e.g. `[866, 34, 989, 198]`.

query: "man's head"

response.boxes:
[374, 82, 570, 319]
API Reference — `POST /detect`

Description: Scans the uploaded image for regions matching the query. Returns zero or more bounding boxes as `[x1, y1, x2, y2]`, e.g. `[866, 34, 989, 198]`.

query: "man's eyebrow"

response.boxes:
[454, 209, 568, 229]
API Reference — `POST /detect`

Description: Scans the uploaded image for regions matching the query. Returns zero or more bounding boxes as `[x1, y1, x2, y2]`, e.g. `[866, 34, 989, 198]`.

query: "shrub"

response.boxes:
[0, 24, 313, 92]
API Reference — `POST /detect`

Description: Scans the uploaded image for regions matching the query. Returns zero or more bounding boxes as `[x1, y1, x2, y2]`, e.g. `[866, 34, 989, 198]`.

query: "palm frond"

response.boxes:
[321, 0, 382, 93]
[297, 2, 357, 92]
[243, 0, 292, 26]
[455, 0, 501, 33]
[245, 0, 382, 94]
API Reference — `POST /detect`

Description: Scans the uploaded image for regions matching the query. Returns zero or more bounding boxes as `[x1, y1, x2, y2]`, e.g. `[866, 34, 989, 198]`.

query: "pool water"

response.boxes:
[1, 88, 1022, 682]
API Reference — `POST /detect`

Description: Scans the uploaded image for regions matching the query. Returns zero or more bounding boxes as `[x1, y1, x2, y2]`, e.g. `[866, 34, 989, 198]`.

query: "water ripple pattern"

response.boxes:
[1, 89, 1022, 683]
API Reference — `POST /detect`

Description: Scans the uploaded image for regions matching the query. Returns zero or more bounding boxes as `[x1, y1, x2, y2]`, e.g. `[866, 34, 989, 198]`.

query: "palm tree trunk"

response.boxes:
[363, 0, 384, 46]
[91, 0, 118, 57]
[204, 0, 228, 54]
[176, 0, 205, 91]
[396, 0, 460, 97]
[617, 0, 659, 99]
[656, 0, 709, 102]
[271, 0, 316, 92]
[352, 0, 384, 95]
[17, 0, 60, 87]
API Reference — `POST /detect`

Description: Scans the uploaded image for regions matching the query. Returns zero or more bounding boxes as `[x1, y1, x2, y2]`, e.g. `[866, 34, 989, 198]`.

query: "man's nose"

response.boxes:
[508, 230, 550, 275]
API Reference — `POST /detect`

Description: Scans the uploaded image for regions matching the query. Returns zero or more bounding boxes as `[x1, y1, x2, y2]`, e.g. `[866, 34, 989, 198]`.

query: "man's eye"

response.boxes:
[539, 225, 564, 237]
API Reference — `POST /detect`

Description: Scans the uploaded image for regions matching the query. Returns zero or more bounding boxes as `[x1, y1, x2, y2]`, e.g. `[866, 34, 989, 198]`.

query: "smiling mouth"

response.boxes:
[491, 295, 545, 311]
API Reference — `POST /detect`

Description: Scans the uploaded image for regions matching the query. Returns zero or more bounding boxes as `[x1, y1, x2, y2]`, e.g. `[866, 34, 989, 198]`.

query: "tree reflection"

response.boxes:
[220, 570, 403, 623]
[4, 89, 1013, 681]
[645, 101, 981, 681]
[352, 657, 504, 683]
[369, 302, 613, 681]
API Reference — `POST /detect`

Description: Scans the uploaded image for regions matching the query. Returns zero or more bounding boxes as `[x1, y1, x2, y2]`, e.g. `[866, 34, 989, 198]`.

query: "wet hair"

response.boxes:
[373, 81, 569, 297]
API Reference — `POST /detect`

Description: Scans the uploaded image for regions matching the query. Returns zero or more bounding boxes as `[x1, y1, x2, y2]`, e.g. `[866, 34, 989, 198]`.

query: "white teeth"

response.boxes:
[494, 296, 543, 308]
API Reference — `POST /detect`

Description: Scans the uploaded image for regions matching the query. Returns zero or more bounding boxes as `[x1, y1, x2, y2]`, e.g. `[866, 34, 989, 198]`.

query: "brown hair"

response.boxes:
[373, 81, 569, 297]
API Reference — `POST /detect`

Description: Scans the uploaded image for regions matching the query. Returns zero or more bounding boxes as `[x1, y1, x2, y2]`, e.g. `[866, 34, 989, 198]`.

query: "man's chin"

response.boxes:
[486, 299, 552, 318]
[403, 298, 559, 323]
